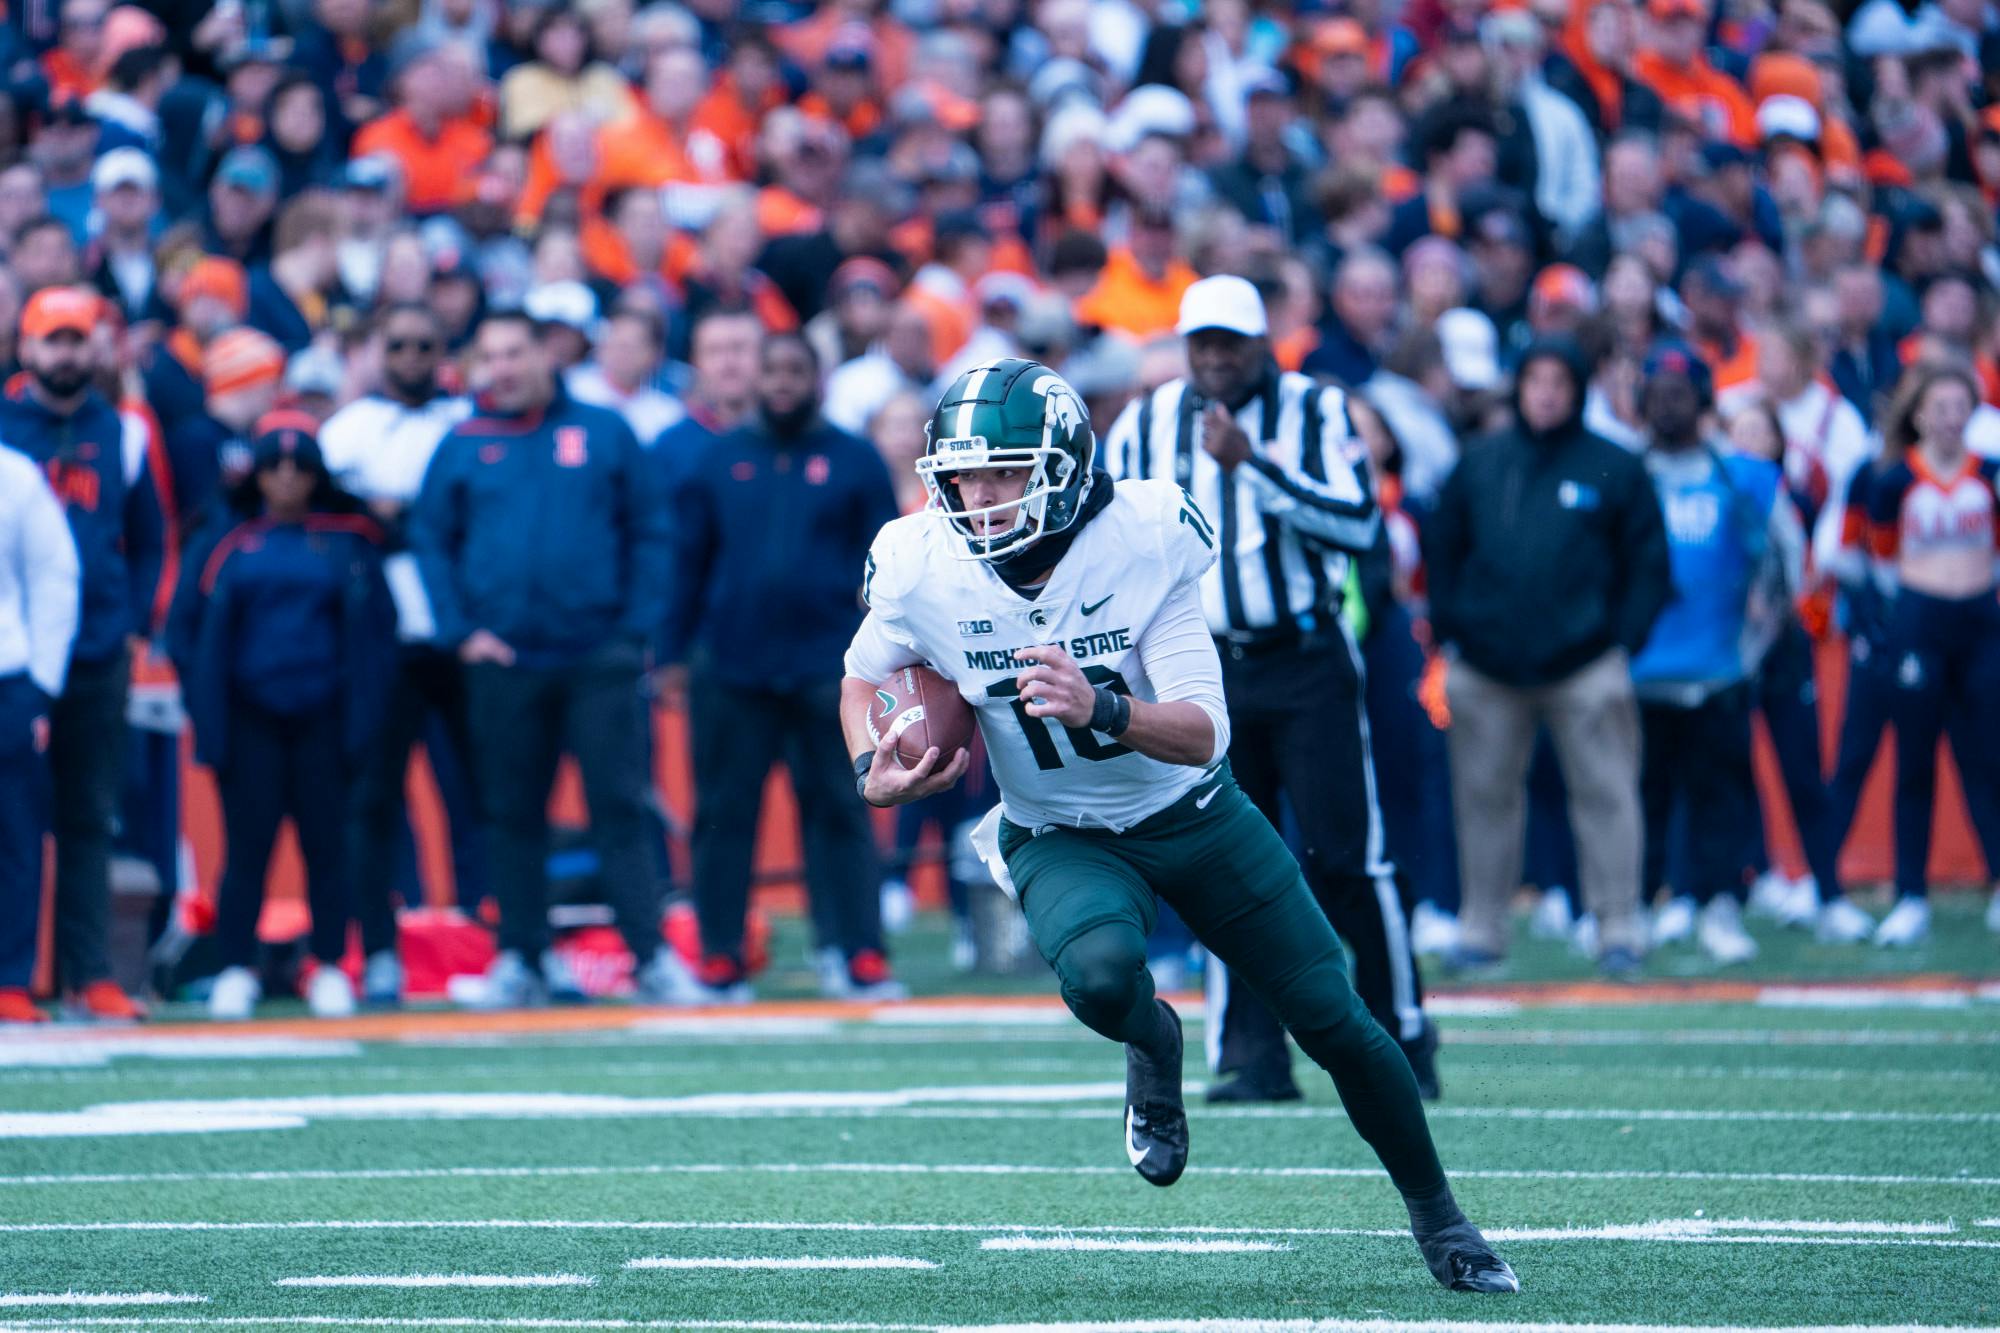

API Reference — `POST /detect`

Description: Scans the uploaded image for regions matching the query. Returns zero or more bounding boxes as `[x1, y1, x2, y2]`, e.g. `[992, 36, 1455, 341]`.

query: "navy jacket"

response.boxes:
[1424, 337, 1671, 688]
[1830, 334, 1902, 418]
[663, 413, 898, 688]
[0, 380, 165, 665]
[169, 512, 396, 771]
[409, 388, 672, 666]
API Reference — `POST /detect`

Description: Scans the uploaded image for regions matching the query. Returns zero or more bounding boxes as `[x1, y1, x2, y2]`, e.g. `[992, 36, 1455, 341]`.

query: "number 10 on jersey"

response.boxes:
[986, 665, 1133, 770]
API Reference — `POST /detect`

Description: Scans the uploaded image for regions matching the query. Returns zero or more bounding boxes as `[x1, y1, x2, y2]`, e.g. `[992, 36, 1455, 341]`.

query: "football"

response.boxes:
[868, 664, 975, 769]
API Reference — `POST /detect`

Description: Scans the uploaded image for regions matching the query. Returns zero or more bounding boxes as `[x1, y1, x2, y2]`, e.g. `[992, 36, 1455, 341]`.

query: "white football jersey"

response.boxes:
[846, 478, 1219, 832]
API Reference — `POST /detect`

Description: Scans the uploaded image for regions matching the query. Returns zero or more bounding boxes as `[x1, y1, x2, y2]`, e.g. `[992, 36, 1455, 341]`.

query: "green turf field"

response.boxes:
[0, 897, 1996, 1333]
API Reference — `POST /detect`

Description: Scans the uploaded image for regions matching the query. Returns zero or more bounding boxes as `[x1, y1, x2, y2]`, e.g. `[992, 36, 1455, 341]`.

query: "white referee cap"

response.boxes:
[1177, 275, 1267, 339]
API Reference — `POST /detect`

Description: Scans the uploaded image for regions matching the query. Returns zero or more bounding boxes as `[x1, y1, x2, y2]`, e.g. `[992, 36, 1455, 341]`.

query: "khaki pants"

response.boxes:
[1445, 650, 1644, 958]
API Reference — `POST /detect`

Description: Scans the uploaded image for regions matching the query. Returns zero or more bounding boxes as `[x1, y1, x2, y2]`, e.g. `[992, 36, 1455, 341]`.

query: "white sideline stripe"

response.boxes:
[0, 1312, 1984, 1320]
[1979, 983, 2000, 1003]
[7, 1162, 2000, 1190]
[1446, 1029, 2000, 1047]
[980, 1238, 1288, 1254]
[0, 1058, 1137, 1088]
[1421, 997, 1521, 1017]
[3, 1219, 1996, 1250]
[32, 1087, 1999, 1132]
[1755, 987, 1971, 1009]
[19, 1059, 1994, 1093]
[868, 1007, 1076, 1026]
[273, 1277, 595, 1289]
[0, 1296, 206, 1308]
[12, 1098, 2000, 1139]
[0, 1037, 360, 1069]
[624, 1258, 936, 1272]
[1977, 1218, 2000, 1227]
[0, 1112, 307, 1139]
[621, 1019, 843, 1038]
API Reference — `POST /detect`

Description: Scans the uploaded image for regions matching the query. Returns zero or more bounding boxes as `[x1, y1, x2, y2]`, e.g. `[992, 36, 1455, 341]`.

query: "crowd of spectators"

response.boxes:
[2, 0, 2000, 1021]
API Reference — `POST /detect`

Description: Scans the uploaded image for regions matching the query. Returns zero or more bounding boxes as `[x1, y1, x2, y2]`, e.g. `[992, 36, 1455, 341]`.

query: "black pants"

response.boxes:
[215, 702, 351, 967]
[1640, 687, 1756, 907]
[1363, 603, 1459, 914]
[1004, 766, 1445, 1196]
[347, 647, 478, 956]
[689, 675, 879, 967]
[1209, 629, 1427, 1080]
[0, 674, 52, 989]
[1887, 590, 2000, 899]
[48, 651, 129, 988]
[1746, 623, 1836, 890]
[465, 649, 661, 964]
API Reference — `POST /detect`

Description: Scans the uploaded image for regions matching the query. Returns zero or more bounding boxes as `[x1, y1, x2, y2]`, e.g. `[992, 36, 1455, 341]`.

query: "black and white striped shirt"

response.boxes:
[1102, 370, 1379, 638]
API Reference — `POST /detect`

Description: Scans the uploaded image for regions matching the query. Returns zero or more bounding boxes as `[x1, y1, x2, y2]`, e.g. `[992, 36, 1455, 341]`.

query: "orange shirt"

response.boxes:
[1072, 248, 1198, 340]
[1698, 331, 1761, 397]
[515, 111, 708, 228]
[777, 13, 915, 88]
[1633, 50, 1757, 147]
[691, 74, 785, 181]
[40, 49, 96, 104]
[1273, 326, 1320, 373]
[579, 216, 700, 288]
[1382, 164, 1422, 204]
[352, 111, 493, 214]
[798, 92, 883, 142]
[757, 186, 822, 240]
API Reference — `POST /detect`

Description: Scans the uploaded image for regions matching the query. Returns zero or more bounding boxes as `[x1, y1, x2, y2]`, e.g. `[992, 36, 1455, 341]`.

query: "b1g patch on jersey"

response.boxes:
[554, 427, 588, 468]
[958, 618, 995, 637]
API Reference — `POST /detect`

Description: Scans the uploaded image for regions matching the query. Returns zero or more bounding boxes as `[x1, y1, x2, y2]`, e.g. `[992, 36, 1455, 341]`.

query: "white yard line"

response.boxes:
[980, 1238, 1288, 1254]
[272, 1277, 594, 1289]
[4, 1163, 1998, 1190]
[0, 1037, 360, 1070]
[0, 1297, 206, 1308]
[1754, 987, 1971, 1009]
[868, 1007, 1077, 1026]
[0, 1059, 1114, 1088]
[0, 1318, 1994, 1333]
[623, 1257, 937, 1272]
[0, 1219, 1993, 1250]
[1443, 1029, 2000, 1046]
[11, 1088, 1990, 1142]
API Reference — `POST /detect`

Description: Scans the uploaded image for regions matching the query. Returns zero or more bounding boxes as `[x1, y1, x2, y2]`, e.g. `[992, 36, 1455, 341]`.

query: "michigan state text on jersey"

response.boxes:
[837, 357, 1519, 1295]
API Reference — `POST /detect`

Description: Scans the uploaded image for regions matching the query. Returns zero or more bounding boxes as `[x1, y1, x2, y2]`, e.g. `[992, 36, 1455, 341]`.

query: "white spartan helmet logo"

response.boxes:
[1035, 372, 1086, 445]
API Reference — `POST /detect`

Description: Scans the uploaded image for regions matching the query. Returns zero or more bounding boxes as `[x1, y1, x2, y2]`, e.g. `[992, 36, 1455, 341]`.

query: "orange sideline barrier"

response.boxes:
[35, 635, 1977, 984]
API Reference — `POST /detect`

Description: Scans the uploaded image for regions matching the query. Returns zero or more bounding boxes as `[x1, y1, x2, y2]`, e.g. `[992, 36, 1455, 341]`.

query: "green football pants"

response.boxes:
[998, 762, 1447, 1196]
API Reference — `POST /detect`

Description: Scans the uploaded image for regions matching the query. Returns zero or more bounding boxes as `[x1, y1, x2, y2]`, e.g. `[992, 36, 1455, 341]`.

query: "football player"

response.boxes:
[838, 358, 1518, 1294]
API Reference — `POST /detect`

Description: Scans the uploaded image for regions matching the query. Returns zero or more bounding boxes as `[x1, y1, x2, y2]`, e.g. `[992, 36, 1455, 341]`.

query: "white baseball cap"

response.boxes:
[91, 147, 158, 194]
[1436, 307, 1501, 392]
[1176, 275, 1268, 339]
[1756, 94, 1821, 144]
[524, 280, 598, 333]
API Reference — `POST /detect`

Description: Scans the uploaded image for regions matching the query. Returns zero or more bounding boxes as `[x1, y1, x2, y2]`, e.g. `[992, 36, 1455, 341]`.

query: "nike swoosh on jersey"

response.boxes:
[1194, 785, 1221, 810]
[1081, 594, 1115, 616]
[1125, 1107, 1149, 1167]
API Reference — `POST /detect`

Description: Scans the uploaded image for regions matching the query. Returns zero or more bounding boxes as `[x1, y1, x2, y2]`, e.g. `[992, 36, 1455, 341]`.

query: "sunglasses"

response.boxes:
[386, 338, 438, 354]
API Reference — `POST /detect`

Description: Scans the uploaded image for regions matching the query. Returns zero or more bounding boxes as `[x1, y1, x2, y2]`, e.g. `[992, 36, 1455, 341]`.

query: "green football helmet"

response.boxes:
[919, 357, 1097, 561]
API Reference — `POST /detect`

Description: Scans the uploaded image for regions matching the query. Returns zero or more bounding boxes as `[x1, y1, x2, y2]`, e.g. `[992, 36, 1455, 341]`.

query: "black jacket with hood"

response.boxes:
[1422, 336, 1670, 688]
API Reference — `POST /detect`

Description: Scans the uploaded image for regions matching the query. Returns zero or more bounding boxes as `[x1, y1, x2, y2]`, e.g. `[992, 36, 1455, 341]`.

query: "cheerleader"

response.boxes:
[1862, 367, 2000, 946]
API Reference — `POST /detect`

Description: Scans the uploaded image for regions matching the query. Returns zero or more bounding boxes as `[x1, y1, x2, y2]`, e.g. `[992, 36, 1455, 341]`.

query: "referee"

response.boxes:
[1103, 275, 1437, 1101]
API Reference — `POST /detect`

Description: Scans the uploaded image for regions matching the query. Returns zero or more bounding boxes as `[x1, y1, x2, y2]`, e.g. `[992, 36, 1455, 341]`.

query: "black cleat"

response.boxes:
[1124, 1001, 1188, 1187]
[1401, 1021, 1442, 1101]
[1414, 1217, 1521, 1293]
[1203, 1069, 1304, 1104]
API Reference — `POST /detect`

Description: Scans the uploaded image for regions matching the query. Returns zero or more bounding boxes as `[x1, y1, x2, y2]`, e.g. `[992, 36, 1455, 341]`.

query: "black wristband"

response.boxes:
[1090, 687, 1132, 737]
[854, 751, 877, 803]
